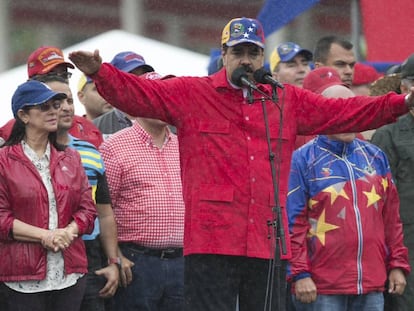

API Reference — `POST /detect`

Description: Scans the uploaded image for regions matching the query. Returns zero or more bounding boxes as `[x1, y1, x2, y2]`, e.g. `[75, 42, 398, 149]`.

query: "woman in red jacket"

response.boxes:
[0, 80, 97, 311]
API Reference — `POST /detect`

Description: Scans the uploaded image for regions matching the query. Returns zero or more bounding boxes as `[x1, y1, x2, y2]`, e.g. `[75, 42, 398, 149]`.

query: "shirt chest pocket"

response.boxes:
[198, 121, 232, 157]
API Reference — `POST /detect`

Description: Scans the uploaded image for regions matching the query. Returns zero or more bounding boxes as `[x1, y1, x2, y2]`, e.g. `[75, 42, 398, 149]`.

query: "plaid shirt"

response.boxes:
[100, 122, 184, 248]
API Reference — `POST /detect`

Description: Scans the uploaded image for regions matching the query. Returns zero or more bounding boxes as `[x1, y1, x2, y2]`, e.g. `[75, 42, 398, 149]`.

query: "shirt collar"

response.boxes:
[317, 135, 356, 156]
[21, 140, 51, 161]
[132, 122, 171, 147]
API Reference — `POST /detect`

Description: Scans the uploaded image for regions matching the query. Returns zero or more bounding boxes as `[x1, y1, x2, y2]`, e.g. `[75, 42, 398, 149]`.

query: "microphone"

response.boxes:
[231, 67, 259, 91]
[253, 68, 284, 89]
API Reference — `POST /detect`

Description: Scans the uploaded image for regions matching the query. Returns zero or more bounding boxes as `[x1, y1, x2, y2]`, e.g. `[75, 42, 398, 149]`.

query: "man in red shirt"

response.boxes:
[69, 17, 414, 311]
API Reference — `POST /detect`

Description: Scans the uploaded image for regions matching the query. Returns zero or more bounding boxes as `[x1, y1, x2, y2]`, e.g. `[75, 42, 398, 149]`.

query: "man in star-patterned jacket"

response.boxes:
[287, 82, 410, 311]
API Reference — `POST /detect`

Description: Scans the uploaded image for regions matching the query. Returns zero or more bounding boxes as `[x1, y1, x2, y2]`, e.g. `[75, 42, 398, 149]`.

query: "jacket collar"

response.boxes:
[317, 135, 356, 156]
[211, 68, 233, 90]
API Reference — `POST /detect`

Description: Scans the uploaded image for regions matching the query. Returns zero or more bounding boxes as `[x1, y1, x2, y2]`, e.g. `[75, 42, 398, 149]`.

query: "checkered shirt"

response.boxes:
[100, 122, 184, 248]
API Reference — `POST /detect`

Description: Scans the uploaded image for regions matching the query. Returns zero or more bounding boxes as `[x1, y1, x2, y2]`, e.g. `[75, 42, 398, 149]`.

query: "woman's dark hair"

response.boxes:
[3, 110, 66, 151]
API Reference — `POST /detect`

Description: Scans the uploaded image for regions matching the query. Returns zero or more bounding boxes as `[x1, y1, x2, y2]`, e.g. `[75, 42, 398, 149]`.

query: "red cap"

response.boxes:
[27, 46, 75, 78]
[303, 67, 346, 94]
[352, 63, 382, 86]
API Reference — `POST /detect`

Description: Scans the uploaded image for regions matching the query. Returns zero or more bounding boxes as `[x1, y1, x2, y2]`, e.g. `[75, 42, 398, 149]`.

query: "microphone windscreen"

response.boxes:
[253, 68, 270, 84]
[231, 67, 248, 87]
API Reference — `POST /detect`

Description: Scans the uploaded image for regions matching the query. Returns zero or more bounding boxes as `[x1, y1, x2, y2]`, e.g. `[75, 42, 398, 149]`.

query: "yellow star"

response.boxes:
[309, 209, 339, 245]
[363, 185, 381, 208]
[308, 199, 318, 210]
[323, 183, 349, 204]
[381, 178, 388, 192]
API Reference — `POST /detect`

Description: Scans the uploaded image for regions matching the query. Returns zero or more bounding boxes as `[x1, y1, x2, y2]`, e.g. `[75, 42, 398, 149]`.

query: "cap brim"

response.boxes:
[24, 91, 67, 108]
[48, 61, 74, 70]
[63, 62, 75, 69]
[281, 49, 313, 62]
[161, 74, 176, 80]
[226, 39, 265, 49]
[122, 63, 154, 73]
[39, 61, 75, 75]
[298, 50, 313, 61]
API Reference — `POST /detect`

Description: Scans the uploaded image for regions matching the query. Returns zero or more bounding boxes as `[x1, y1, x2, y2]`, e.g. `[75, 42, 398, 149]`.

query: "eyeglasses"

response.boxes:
[25, 100, 62, 112]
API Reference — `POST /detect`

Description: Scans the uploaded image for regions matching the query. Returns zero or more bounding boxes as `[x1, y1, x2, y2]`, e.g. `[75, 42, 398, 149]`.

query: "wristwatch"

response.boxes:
[108, 257, 122, 268]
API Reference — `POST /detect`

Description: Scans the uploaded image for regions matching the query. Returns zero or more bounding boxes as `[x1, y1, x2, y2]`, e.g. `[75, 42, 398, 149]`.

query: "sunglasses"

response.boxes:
[25, 100, 62, 112]
[46, 71, 72, 80]
[31, 71, 72, 81]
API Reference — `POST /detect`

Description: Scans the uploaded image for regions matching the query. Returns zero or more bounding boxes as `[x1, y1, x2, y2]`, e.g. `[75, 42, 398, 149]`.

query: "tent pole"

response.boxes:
[350, 0, 361, 60]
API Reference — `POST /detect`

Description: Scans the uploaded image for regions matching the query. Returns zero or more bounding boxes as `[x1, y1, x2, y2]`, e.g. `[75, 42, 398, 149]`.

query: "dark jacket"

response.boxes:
[371, 113, 414, 224]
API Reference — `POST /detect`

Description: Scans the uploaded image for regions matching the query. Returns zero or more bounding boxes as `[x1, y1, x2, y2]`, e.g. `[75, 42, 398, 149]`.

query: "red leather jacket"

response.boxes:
[0, 143, 97, 282]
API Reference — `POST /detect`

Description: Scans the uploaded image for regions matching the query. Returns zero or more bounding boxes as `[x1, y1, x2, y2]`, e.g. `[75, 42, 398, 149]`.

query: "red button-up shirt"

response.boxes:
[91, 64, 408, 259]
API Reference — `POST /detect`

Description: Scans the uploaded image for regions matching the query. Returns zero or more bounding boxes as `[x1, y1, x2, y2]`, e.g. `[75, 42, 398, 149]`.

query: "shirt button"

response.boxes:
[249, 218, 254, 223]
[252, 177, 256, 182]
[251, 198, 255, 204]
[250, 156, 254, 160]
[247, 136, 251, 141]
[245, 116, 249, 121]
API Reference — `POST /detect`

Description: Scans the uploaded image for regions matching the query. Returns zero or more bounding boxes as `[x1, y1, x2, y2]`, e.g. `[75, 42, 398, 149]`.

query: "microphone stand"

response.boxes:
[249, 84, 287, 311]
[247, 87, 254, 104]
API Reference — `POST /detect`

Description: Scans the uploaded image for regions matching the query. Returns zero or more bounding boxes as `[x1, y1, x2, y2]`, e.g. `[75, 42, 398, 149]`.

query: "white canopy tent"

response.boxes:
[0, 30, 210, 126]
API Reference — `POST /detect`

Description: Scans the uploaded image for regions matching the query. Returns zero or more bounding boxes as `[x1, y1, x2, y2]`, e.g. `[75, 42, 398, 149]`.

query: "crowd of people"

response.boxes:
[0, 16, 413, 311]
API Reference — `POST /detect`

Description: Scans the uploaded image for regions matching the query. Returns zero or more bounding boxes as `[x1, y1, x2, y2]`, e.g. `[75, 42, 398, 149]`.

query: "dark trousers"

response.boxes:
[184, 254, 287, 311]
[2, 275, 86, 311]
[114, 243, 184, 311]
[80, 238, 108, 311]
[384, 223, 414, 311]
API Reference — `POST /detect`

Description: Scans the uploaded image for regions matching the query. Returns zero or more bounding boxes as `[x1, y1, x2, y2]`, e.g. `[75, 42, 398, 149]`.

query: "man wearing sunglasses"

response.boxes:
[0, 46, 103, 149]
[27, 46, 74, 83]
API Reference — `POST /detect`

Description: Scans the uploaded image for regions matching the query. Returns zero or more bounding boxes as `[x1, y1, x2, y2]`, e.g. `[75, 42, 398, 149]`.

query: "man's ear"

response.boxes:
[77, 91, 85, 106]
[314, 62, 322, 68]
[221, 50, 227, 66]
